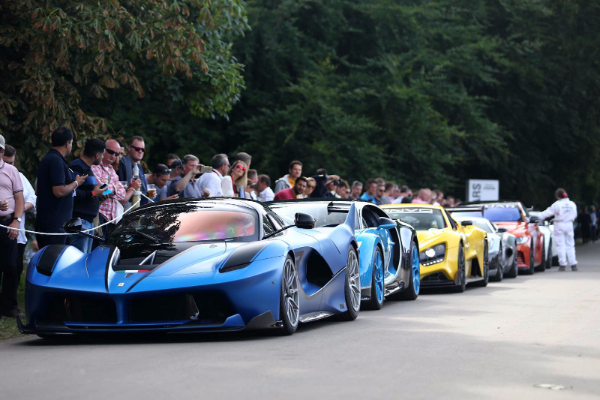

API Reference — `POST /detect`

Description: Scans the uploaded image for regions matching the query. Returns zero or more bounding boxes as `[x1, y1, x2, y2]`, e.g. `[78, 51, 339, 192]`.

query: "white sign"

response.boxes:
[467, 179, 499, 202]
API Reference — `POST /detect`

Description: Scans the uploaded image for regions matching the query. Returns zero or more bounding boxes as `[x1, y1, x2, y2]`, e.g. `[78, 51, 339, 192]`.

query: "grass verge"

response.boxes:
[0, 272, 26, 341]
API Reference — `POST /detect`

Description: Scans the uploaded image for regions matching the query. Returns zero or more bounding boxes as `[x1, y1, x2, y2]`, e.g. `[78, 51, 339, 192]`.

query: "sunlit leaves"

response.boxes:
[0, 0, 247, 177]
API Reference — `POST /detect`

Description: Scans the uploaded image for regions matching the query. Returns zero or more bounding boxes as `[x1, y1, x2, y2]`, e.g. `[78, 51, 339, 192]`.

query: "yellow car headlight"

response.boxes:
[420, 244, 446, 266]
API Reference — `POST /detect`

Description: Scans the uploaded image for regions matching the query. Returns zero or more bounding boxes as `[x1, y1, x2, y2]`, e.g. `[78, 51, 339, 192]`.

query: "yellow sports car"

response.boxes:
[381, 204, 489, 292]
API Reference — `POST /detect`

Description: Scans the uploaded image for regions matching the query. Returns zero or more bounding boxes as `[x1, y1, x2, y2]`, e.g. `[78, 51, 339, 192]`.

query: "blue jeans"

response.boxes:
[66, 219, 94, 253]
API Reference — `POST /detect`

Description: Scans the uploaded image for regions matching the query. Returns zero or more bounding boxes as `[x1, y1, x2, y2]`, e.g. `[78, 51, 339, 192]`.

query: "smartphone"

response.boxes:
[102, 189, 113, 196]
[200, 166, 213, 173]
[99, 183, 108, 190]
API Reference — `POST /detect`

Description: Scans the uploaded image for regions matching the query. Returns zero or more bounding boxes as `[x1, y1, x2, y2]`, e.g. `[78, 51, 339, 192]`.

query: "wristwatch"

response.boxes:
[13, 217, 22, 223]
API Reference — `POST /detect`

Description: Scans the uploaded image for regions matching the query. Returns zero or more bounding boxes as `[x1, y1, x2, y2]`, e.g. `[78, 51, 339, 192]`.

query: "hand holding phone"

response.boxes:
[93, 183, 107, 197]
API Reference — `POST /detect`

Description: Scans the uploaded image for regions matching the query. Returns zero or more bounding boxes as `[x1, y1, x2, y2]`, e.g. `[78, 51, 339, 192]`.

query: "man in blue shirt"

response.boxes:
[360, 179, 378, 204]
[36, 127, 86, 248]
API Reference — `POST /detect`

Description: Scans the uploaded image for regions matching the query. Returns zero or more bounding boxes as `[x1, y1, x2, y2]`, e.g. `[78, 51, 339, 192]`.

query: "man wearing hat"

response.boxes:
[0, 134, 25, 318]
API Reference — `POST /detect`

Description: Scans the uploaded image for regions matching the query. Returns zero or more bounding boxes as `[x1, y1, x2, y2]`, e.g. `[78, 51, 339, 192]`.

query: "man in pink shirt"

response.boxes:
[0, 134, 25, 318]
[91, 139, 140, 238]
[412, 188, 431, 204]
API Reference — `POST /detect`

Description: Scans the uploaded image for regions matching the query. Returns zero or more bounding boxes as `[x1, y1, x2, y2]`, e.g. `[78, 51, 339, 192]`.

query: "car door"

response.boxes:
[362, 206, 393, 269]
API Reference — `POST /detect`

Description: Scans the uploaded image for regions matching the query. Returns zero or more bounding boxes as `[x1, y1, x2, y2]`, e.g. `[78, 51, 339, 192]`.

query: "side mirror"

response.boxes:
[295, 213, 316, 229]
[378, 217, 397, 230]
[64, 218, 83, 233]
[497, 227, 508, 233]
[529, 216, 540, 224]
[461, 220, 473, 227]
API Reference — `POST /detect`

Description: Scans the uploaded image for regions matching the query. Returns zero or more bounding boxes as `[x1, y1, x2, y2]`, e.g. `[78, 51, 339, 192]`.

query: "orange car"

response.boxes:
[450, 202, 545, 274]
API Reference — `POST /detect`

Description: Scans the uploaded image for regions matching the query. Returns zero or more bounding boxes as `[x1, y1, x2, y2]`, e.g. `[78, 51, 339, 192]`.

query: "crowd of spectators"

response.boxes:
[0, 127, 464, 319]
[579, 205, 600, 243]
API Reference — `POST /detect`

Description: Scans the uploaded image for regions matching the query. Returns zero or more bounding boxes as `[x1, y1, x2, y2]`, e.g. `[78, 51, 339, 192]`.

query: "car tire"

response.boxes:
[491, 244, 503, 282]
[392, 240, 420, 301]
[535, 241, 546, 272]
[278, 255, 299, 335]
[473, 242, 489, 287]
[364, 246, 385, 310]
[545, 239, 552, 269]
[506, 253, 518, 278]
[338, 247, 361, 321]
[453, 244, 466, 293]
[522, 244, 535, 275]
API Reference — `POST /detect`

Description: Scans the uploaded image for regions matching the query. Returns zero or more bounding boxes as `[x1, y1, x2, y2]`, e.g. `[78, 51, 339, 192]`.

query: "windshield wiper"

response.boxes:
[116, 229, 160, 243]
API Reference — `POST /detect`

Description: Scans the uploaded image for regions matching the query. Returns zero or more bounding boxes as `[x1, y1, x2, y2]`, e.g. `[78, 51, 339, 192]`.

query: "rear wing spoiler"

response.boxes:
[446, 206, 484, 215]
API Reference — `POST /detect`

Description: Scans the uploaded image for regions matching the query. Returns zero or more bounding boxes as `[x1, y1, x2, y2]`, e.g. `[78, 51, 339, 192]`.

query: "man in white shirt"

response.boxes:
[2, 145, 36, 287]
[198, 154, 229, 198]
[538, 188, 578, 271]
[256, 175, 275, 202]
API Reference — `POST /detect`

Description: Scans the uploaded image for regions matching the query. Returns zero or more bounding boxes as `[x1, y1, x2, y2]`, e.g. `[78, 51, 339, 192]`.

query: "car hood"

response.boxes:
[416, 229, 449, 250]
[496, 222, 528, 237]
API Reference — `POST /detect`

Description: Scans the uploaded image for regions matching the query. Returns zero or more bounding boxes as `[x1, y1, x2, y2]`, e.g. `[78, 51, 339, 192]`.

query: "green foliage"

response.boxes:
[224, 0, 600, 206]
[0, 0, 247, 176]
[2, 0, 600, 208]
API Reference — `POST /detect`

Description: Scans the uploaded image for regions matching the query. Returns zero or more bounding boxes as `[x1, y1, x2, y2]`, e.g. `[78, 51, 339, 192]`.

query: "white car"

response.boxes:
[529, 211, 558, 267]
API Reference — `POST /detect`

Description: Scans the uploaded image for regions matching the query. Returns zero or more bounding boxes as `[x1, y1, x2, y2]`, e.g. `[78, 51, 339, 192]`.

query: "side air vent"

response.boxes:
[36, 245, 69, 276]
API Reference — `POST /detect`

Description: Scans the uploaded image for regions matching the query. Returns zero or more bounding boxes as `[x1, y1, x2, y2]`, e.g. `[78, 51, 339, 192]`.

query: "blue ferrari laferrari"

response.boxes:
[20, 199, 361, 337]
[269, 200, 420, 311]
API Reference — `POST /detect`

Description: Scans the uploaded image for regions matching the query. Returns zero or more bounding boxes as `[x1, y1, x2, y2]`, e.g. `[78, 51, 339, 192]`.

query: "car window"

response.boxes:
[270, 202, 348, 228]
[267, 212, 283, 230]
[263, 214, 276, 236]
[444, 210, 457, 230]
[385, 208, 447, 230]
[110, 206, 258, 244]
[483, 205, 523, 222]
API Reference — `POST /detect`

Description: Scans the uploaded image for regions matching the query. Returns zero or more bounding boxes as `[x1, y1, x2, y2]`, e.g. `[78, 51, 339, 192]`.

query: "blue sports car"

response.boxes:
[269, 200, 420, 310]
[19, 198, 361, 337]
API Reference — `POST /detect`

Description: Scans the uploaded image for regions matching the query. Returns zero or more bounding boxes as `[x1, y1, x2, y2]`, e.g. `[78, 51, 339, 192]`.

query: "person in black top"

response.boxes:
[66, 139, 105, 252]
[36, 127, 86, 248]
[118, 136, 151, 206]
[309, 168, 341, 198]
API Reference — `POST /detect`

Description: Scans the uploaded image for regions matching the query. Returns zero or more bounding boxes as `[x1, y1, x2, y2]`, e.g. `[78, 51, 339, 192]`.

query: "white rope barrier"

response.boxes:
[0, 194, 153, 236]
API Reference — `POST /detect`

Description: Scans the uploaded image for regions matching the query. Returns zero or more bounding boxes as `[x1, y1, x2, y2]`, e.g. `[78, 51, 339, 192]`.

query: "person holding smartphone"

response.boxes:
[67, 139, 107, 252]
[92, 139, 140, 239]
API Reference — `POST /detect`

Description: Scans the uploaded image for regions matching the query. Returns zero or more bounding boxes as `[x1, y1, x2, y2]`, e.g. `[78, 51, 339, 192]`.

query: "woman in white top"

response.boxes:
[221, 160, 248, 198]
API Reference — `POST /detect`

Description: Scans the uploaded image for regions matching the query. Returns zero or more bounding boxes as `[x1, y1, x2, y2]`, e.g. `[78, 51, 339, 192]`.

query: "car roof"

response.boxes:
[381, 203, 445, 211]
[462, 200, 522, 207]
[129, 197, 269, 216]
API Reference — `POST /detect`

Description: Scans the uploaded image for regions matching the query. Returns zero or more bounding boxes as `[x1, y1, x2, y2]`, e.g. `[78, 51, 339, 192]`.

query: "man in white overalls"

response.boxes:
[538, 188, 578, 271]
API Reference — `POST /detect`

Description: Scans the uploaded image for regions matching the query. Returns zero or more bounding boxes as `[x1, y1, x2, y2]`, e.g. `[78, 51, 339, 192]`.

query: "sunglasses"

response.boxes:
[308, 185, 316, 189]
[156, 168, 172, 174]
[235, 165, 246, 171]
[132, 145, 145, 153]
[106, 149, 119, 156]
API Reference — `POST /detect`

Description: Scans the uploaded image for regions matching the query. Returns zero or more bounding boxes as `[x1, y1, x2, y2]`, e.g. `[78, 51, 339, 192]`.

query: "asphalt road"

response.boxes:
[2, 244, 600, 400]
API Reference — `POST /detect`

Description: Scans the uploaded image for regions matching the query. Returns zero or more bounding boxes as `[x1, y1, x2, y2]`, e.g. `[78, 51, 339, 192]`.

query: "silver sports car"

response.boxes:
[528, 210, 557, 268]
[452, 215, 518, 281]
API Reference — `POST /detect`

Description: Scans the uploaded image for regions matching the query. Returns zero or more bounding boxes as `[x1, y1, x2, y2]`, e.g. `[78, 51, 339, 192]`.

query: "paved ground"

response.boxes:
[2, 244, 600, 400]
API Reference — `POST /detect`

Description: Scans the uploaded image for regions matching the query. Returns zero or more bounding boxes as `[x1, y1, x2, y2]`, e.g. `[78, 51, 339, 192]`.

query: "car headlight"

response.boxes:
[420, 244, 446, 266]
[516, 236, 529, 244]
